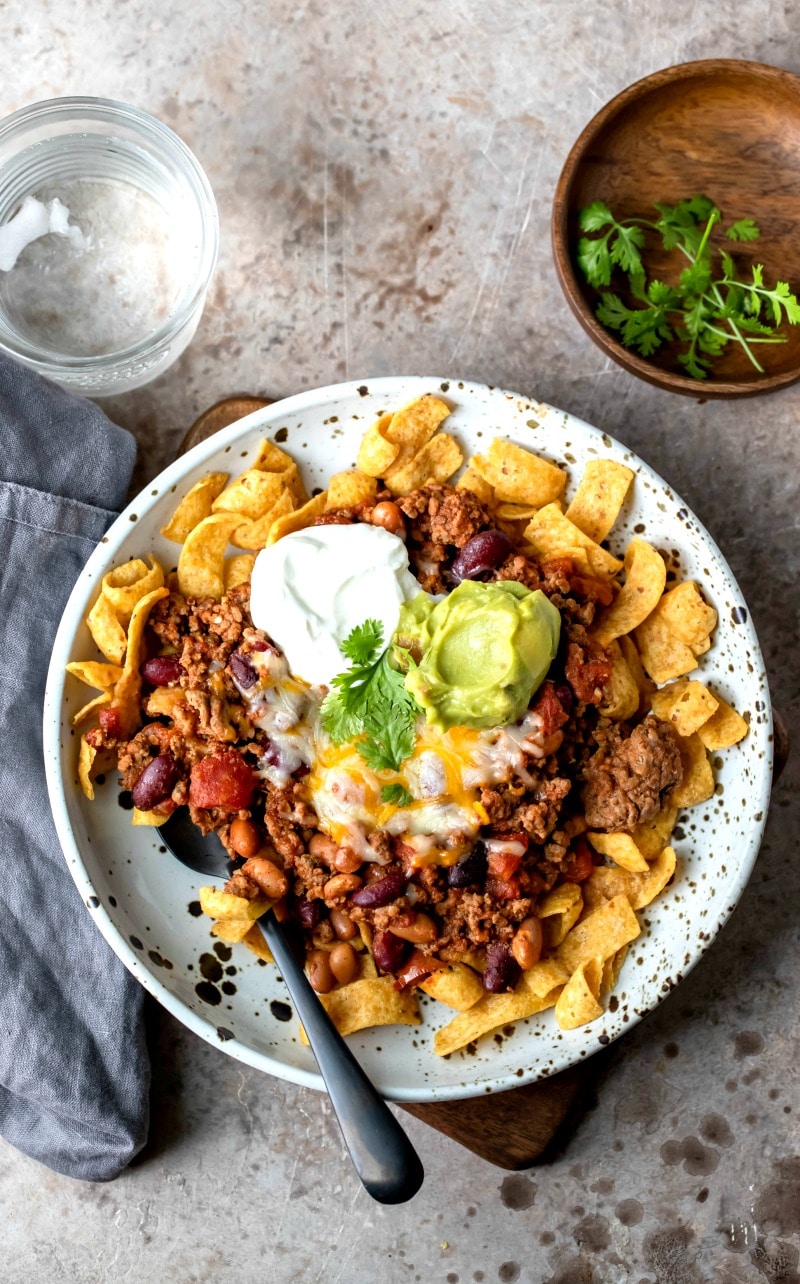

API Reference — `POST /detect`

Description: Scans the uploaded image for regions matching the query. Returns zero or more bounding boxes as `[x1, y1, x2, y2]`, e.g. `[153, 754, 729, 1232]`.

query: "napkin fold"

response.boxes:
[0, 352, 150, 1181]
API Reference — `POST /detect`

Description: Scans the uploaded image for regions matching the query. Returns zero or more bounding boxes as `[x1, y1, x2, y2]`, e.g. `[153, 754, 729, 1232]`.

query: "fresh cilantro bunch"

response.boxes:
[576, 194, 800, 378]
[320, 619, 420, 772]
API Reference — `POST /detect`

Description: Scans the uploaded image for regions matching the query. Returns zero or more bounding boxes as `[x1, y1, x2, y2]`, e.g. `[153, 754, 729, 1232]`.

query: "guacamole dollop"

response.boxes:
[398, 581, 561, 730]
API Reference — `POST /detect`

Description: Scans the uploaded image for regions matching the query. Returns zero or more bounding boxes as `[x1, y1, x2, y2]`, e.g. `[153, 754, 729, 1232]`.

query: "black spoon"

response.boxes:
[160, 808, 424, 1204]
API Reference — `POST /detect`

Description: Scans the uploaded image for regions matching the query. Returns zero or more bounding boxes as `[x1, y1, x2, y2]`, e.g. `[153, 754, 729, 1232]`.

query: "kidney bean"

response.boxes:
[451, 529, 512, 583]
[561, 836, 595, 883]
[296, 897, 327, 930]
[372, 929, 411, 975]
[553, 682, 573, 715]
[229, 817, 261, 859]
[131, 754, 180, 811]
[261, 739, 282, 768]
[350, 868, 407, 908]
[483, 942, 522, 994]
[98, 706, 124, 740]
[140, 655, 184, 686]
[329, 941, 360, 985]
[447, 842, 487, 889]
[229, 650, 259, 688]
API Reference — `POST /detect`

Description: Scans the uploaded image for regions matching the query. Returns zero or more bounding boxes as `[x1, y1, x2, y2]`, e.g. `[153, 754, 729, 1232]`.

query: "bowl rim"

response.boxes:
[43, 374, 774, 1100]
[552, 57, 800, 399]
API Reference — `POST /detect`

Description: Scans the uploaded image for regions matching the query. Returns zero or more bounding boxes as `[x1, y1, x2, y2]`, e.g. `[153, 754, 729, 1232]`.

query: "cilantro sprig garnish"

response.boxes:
[576, 195, 800, 379]
[380, 783, 415, 807]
[320, 620, 420, 772]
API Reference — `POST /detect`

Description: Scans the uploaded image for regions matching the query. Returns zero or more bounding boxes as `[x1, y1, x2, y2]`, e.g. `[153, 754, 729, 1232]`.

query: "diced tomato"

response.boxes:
[569, 574, 615, 607]
[531, 680, 570, 736]
[565, 640, 612, 705]
[189, 750, 257, 811]
[541, 557, 574, 578]
[394, 949, 444, 990]
[98, 705, 124, 740]
[561, 836, 595, 883]
[486, 874, 522, 901]
[487, 849, 523, 880]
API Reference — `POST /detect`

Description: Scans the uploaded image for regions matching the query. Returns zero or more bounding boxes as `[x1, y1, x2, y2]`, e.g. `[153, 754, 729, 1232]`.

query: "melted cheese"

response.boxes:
[237, 652, 539, 863]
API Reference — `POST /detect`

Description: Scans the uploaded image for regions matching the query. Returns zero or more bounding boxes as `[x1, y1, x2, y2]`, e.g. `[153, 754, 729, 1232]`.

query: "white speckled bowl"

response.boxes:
[44, 376, 773, 1101]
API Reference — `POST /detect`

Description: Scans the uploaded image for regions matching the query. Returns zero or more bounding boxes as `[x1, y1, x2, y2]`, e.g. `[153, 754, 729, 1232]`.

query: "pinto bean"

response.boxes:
[229, 817, 261, 859]
[322, 873, 363, 901]
[329, 941, 360, 985]
[371, 501, 406, 538]
[331, 846, 360, 874]
[329, 908, 358, 940]
[309, 833, 340, 866]
[511, 917, 543, 970]
[240, 856, 289, 901]
[307, 949, 334, 994]
[388, 912, 437, 945]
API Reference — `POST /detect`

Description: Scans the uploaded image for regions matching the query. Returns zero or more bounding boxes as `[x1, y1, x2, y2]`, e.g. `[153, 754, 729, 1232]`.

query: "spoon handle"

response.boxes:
[259, 912, 424, 1205]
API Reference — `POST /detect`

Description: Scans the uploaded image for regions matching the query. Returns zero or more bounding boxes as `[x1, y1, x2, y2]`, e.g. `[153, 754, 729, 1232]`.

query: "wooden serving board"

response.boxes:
[175, 395, 789, 1170]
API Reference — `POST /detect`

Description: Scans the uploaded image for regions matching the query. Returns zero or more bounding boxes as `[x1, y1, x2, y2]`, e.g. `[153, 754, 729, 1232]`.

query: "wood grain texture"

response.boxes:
[401, 1065, 595, 1170]
[552, 59, 800, 398]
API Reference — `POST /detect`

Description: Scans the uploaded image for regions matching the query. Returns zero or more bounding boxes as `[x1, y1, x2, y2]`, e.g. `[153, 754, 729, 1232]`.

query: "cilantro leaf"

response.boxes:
[577, 192, 799, 378]
[647, 280, 680, 307]
[608, 223, 645, 275]
[321, 622, 420, 772]
[677, 347, 712, 379]
[679, 259, 712, 296]
[380, 783, 415, 807]
[595, 293, 672, 356]
[341, 618, 383, 666]
[726, 218, 760, 242]
[578, 200, 614, 233]
[577, 234, 613, 288]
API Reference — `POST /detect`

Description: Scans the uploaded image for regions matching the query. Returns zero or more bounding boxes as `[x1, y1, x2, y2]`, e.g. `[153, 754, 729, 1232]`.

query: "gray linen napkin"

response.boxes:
[0, 352, 150, 1180]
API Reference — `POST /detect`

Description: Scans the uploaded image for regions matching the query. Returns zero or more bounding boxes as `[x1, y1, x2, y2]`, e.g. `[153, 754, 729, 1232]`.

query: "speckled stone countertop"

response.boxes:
[2, 3, 799, 1281]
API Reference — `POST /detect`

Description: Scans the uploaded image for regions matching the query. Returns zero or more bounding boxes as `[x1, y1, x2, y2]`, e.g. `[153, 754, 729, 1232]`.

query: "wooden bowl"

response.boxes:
[552, 59, 800, 398]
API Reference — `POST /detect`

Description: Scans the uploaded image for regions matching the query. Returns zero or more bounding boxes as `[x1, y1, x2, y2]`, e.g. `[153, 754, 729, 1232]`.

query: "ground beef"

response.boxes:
[581, 716, 683, 832]
[397, 484, 492, 590]
[150, 582, 250, 656]
[434, 890, 532, 953]
[479, 786, 517, 823]
[494, 553, 541, 591]
[263, 782, 306, 863]
[510, 777, 572, 844]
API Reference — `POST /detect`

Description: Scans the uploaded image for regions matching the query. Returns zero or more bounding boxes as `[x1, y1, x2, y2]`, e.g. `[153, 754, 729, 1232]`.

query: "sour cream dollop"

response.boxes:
[249, 524, 421, 686]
